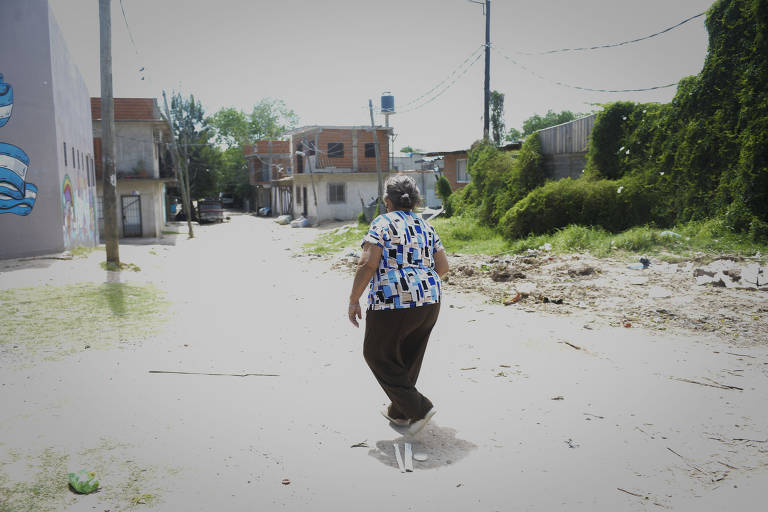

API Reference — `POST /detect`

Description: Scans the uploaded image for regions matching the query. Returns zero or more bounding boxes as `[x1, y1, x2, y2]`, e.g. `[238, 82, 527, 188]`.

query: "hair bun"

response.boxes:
[401, 193, 409, 199]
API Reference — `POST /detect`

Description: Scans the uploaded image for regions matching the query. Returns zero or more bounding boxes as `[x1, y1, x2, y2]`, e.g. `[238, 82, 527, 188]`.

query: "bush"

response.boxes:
[436, 175, 452, 201]
[499, 177, 660, 239]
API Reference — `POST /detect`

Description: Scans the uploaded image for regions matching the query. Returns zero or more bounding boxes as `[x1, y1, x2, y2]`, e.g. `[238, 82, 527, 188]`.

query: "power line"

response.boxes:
[119, 0, 146, 81]
[398, 51, 484, 113]
[514, 11, 706, 55]
[491, 45, 678, 93]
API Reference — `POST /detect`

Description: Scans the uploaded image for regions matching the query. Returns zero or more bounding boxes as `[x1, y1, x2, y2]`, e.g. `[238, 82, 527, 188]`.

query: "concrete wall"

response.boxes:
[0, 0, 97, 258]
[291, 128, 390, 173]
[293, 172, 387, 222]
[442, 153, 470, 191]
[96, 180, 165, 238]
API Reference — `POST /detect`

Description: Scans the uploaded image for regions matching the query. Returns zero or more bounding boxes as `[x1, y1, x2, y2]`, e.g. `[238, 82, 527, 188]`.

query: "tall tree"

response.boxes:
[249, 98, 299, 141]
[490, 90, 505, 146]
[170, 93, 220, 199]
[522, 109, 582, 137]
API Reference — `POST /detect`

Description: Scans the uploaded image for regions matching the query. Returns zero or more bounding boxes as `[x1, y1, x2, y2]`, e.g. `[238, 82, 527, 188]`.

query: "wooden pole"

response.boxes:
[162, 91, 193, 238]
[483, 0, 491, 140]
[99, 0, 119, 264]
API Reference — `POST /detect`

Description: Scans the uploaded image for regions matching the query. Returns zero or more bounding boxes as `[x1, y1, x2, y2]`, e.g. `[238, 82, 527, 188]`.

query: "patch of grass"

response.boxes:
[100, 261, 141, 272]
[303, 224, 368, 254]
[69, 245, 103, 258]
[161, 230, 180, 235]
[431, 215, 510, 254]
[0, 441, 176, 512]
[0, 283, 169, 361]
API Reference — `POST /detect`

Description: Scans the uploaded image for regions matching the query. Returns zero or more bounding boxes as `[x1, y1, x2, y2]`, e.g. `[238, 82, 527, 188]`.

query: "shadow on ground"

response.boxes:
[368, 423, 477, 470]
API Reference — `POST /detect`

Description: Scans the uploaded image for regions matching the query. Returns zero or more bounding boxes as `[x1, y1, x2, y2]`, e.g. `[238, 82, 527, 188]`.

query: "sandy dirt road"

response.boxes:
[1, 214, 767, 511]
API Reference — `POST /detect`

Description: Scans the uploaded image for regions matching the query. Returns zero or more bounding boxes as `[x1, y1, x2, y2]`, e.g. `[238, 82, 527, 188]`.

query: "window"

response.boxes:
[457, 158, 470, 183]
[364, 142, 376, 158]
[327, 142, 344, 158]
[328, 183, 345, 204]
[72, 147, 75, 168]
[64, 142, 67, 166]
[295, 186, 301, 205]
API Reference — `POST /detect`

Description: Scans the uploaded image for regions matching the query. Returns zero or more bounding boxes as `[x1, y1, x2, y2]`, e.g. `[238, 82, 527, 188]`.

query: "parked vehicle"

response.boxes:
[219, 192, 235, 208]
[197, 199, 224, 224]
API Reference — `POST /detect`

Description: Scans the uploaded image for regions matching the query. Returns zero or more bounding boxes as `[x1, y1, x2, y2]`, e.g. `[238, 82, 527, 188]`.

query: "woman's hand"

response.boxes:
[348, 302, 362, 327]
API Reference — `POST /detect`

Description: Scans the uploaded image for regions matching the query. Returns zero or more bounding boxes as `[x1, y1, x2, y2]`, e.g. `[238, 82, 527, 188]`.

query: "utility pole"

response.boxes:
[369, 99, 383, 209]
[484, 0, 491, 140]
[301, 137, 318, 217]
[470, 0, 491, 139]
[99, 0, 119, 264]
[162, 91, 193, 238]
[180, 132, 195, 236]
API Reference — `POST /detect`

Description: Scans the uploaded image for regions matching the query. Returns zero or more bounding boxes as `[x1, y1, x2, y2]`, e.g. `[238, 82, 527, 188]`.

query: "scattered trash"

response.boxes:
[660, 230, 681, 238]
[583, 412, 605, 420]
[290, 216, 310, 228]
[583, 324, 593, 330]
[568, 265, 595, 276]
[456, 483, 463, 488]
[648, 287, 673, 299]
[540, 296, 563, 304]
[274, 214, 292, 225]
[539, 243, 552, 251]
[627, 263, 645, 270]
[671, 377, 743, 391]
[459, 367, 477, 371]
[503, 292, 522, 305]
[565, 438, 580, 449]
[558, 341, 581, 350]
[281, 478, 291, 485]
[551, 396, 564, 400]
[404, 442, 414, 472]
[68, 470, 100, 494]
[413, 452, 428, 462]
[394, 443, 406, 473]
[640, 257, 651, 268]
[350, 441, 369, 448]
[694, 260, 767, 289]
[623, 322, 632, 328]
[149, 370, 279, 377]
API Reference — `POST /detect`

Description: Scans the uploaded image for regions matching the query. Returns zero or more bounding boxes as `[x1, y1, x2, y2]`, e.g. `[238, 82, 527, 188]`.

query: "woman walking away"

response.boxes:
[348, 175, 450, 435]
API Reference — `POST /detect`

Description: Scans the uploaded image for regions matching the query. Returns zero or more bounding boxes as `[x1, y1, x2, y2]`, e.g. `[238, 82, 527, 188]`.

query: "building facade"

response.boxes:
[0, 0, 98, 259]
[244, 140, 292, 215]
[91, 98, 173, 238]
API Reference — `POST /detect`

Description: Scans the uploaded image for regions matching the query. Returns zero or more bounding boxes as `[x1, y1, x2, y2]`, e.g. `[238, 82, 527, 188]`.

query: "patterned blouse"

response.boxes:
[362, 210, 443, 310]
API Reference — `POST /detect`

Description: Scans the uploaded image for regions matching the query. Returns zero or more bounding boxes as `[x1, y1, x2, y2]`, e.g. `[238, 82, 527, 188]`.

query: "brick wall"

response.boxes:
[442, 152, 470, 191]
[293, 128, 389, 172]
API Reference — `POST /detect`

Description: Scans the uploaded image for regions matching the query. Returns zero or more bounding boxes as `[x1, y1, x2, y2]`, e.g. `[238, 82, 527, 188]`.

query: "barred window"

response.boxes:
[327, 142, 344, 158]
[364, 142, 376, 158]
[328, 183, 345, 204]
[457, 158, 470, 183]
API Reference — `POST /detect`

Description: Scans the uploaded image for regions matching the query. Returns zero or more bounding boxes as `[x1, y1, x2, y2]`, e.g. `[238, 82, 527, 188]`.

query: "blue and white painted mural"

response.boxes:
[0, 73, 38, 216]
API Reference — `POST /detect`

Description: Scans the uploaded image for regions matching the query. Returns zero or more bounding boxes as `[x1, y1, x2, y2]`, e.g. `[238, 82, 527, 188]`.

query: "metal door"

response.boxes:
[302, 187, 308, 217]
[121, 195, 142, 237]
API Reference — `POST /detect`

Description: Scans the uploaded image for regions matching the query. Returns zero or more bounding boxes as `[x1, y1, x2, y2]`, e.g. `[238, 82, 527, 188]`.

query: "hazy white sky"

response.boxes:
[50, 0, 714, 151]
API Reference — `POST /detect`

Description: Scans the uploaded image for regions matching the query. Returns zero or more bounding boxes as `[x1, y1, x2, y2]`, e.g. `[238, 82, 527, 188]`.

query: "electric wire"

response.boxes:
[514, 11, 706, 55]
[398, 50, 484, 113]
[118, 0, 146, 81]
[491, 44, 678, 93]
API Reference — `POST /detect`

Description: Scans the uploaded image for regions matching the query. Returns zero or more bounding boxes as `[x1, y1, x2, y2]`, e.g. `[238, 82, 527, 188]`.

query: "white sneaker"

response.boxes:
[381, 407, 410, 427]
[407, 408, 436, 435]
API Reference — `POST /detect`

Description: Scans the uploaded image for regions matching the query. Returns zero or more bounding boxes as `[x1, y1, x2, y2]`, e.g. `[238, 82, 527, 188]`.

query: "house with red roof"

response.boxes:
[91, 98, 174, 238]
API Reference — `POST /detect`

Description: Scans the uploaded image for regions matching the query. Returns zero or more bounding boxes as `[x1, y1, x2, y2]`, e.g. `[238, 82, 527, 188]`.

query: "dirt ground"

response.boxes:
[1, 214, 767, 511]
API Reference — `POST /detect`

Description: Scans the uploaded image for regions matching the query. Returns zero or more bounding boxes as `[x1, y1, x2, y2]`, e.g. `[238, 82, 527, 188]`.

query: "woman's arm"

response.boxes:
[348, 242, 383, 327]
[434, 248, 449, 278]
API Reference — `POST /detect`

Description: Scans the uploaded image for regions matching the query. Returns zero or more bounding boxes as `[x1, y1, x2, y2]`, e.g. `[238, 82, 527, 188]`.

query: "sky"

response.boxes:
[50, 0, 715, 152]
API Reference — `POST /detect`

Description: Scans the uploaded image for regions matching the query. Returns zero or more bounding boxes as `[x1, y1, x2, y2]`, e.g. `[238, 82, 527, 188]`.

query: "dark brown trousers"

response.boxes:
[363, 303, 440, 421]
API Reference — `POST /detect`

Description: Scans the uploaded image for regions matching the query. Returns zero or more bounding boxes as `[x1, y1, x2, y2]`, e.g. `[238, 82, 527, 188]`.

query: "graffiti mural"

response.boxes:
[61, 173, 97, 247]
[0, 73, 38, 216]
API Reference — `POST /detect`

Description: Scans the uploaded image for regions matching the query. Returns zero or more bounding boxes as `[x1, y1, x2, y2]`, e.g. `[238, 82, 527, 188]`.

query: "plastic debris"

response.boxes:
[290, 216, 310, 228]
[68, 470, 100, 494]
[281, 478, 291, 485]
[503, 292, 522, 305]
[274, 214, 292, 225]
[659, 230, 681, 238]
[413, 452, 428, 462]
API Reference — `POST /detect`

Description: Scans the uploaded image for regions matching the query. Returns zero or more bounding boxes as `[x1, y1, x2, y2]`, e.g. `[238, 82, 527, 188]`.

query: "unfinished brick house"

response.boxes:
[243, 140, 292, 215]
[286, 125, 392, 222]
[91, 98, 173, 238]
[427, 141, 521, 193]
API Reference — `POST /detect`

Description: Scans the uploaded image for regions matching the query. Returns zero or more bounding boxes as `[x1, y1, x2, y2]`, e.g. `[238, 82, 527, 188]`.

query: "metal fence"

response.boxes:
[537, 114, 596, 155]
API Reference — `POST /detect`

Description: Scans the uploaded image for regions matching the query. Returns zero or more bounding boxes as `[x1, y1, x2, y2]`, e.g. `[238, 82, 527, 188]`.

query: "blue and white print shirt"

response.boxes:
[362, 211, 443, 310]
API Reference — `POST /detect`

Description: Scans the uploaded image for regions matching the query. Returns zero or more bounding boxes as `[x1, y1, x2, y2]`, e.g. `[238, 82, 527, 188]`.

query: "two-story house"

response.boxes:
[243, 140, 292, 215]
[91, 98, 174, 238]
[286, 125, 392, 222]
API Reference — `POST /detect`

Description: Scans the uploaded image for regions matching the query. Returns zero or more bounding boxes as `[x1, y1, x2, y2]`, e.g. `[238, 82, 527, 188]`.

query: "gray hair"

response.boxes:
[384, 174, 421, 210]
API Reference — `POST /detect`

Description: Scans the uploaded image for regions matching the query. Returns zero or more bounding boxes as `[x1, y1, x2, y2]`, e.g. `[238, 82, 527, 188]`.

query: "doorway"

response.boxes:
[121, 195, 142, 237]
